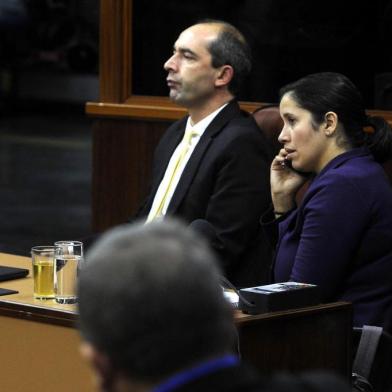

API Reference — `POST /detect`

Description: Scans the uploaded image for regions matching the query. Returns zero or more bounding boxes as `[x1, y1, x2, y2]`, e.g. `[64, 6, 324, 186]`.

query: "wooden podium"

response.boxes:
[0, 253, 352, 391]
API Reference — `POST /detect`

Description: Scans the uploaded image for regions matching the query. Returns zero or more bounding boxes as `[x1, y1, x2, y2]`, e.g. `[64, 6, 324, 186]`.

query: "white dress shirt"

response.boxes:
[147, 104, 228, 221]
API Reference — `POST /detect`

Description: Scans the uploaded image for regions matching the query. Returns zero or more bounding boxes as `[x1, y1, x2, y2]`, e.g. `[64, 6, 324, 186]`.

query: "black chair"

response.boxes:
[352, 325, 392, 392]
[252, 104, 283, 156]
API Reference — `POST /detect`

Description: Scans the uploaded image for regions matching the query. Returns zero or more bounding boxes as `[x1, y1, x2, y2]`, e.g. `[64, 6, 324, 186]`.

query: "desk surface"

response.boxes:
[0, 252, 77, 327]
[0, 252, 351, 328]
[0, 253, 95, 392]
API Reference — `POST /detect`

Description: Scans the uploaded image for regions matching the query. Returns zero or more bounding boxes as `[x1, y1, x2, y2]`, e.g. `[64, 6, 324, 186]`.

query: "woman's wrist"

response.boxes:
[274, 210, 287, 217]
[272, 199, 296, 215]
[272, 196, 296, 218]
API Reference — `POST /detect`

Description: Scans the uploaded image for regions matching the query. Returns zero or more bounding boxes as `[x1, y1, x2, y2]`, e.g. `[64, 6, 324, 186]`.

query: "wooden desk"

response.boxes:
[0, 253, 352, 391]
[0, 253, 93, 392]
[236, 302, 352, 377]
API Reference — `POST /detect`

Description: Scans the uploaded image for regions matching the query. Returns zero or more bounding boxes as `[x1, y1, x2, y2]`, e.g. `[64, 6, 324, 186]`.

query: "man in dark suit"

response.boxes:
[136, 20, 273, 287]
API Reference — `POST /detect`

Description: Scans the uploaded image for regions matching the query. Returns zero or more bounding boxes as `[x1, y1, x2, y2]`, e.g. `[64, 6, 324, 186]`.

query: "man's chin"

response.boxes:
[169, 93, 187, 107]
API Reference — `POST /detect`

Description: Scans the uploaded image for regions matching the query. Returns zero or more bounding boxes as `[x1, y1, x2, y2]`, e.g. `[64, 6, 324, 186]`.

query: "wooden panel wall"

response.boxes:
[92, 119, 167, 231]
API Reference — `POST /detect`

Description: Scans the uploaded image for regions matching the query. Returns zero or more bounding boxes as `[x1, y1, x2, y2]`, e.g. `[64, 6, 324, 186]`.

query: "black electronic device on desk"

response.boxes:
[0, 265, 29, 296]
[239, 282, 320, 315]
[0, 266, 29, 282]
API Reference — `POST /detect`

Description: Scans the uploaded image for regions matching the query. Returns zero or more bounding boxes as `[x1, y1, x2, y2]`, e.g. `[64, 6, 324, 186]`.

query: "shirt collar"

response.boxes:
[185, 103, 229, 136]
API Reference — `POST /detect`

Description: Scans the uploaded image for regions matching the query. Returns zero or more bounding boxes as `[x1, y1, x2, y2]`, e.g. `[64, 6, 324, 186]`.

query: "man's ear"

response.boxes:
[323, 111, 338, 136]
[215, 65, 234, 88]
[80, 341, 115, 391]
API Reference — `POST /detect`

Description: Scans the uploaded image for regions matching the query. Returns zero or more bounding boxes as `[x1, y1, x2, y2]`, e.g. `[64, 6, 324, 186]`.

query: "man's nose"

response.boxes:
[164, 54, 177, 72]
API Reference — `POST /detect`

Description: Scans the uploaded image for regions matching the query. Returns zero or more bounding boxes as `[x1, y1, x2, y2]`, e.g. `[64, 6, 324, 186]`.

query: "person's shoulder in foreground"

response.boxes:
[170, 365, 351, 391]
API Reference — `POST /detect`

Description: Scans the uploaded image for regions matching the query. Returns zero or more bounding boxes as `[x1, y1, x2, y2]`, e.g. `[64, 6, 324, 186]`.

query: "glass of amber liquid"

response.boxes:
[54, 241, 83, 304]
[31, 246, 55, 299]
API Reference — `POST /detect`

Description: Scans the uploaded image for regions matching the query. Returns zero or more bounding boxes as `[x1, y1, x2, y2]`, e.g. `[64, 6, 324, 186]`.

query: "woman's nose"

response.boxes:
[278, 126, 289, 144]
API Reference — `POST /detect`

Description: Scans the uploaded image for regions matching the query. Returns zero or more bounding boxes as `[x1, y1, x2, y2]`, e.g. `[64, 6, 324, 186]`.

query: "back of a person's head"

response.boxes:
[280, 72, 392, 163]
[78, 219, 235, 384]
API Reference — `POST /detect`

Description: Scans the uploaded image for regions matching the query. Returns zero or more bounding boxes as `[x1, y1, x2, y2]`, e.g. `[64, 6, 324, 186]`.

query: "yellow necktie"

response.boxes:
[147, 128, 197, 222]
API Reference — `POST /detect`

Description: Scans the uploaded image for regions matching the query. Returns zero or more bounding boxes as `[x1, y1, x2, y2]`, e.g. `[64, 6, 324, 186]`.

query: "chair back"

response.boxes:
[382, 159, 392, 185]
[252, 105, 283, 155]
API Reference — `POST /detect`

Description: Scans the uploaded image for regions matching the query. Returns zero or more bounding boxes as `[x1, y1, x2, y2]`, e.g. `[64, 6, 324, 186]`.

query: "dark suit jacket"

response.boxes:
[136, 100, 273, 287]
[170, 363, 265, 392]
[161, 364, 351, 392]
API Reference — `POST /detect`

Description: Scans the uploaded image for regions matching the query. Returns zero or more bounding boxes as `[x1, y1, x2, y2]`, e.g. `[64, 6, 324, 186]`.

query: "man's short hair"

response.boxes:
[199, 20, 252, 95]
[78, 219, 236, 383]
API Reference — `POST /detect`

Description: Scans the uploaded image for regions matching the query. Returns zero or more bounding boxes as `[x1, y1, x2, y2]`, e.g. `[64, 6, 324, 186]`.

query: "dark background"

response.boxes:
[133, 0, 392, 108]
[0, 0, 98, 255]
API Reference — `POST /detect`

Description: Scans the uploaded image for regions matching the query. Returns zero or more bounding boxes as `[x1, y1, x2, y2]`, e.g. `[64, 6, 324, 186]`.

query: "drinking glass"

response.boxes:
[31, 246, 55, 299]
[54, 241, 83, 304]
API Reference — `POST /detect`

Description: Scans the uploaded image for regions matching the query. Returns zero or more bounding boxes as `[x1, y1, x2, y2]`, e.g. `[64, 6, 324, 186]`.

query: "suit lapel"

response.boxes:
[167, 100, 241, 214]
[149, 117, 187, 195]
[140, 117, 187, 215]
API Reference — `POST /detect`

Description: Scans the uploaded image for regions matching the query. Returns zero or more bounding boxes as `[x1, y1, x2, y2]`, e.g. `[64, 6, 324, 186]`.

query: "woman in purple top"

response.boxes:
[269, 72, 392, 332]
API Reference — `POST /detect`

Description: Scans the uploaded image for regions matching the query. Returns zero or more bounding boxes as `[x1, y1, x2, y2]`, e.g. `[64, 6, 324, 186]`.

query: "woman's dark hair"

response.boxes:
[279, 72, 392, 163]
